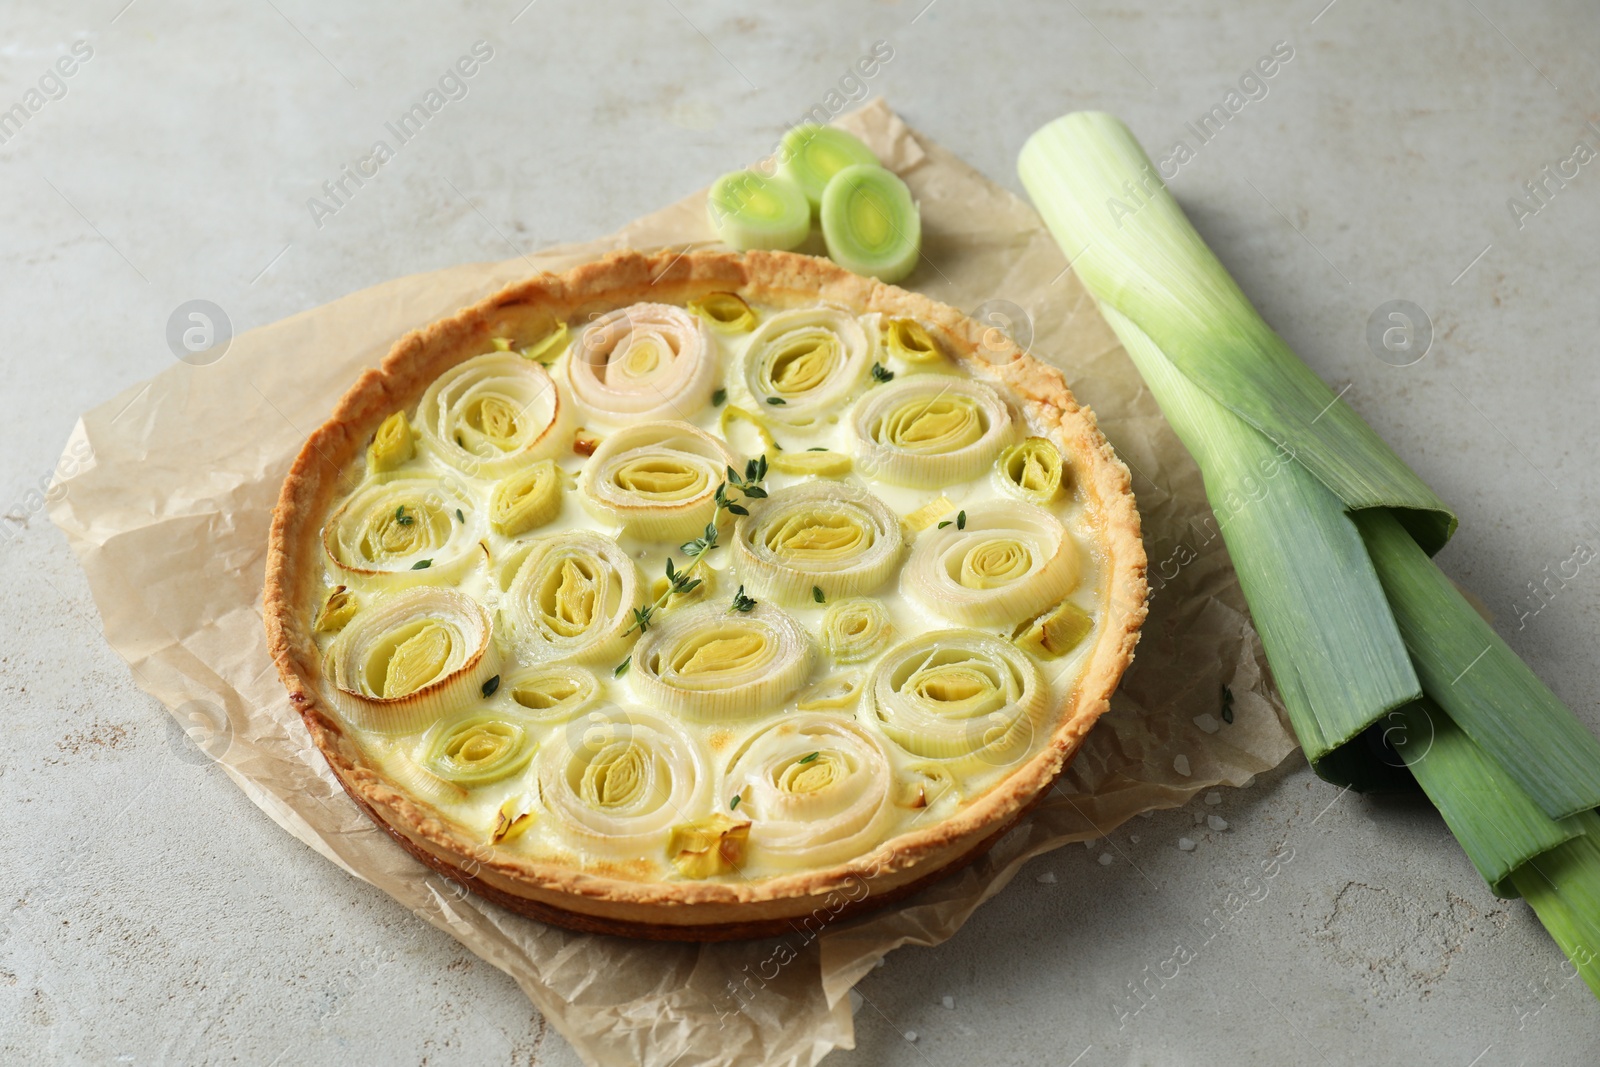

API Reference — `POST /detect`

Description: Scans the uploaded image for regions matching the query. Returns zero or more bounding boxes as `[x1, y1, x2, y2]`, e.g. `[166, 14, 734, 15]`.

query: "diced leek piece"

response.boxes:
[687, 291, 758, 333]
[819, 164, 920, 283]
[880, 317, 943, 365]
[779, 124, 879, 210]
[669, 813, 750, 878]
[1013, 600, 1093, 660]
[367, 411, 415, 473]
[707, 169, 810, 252]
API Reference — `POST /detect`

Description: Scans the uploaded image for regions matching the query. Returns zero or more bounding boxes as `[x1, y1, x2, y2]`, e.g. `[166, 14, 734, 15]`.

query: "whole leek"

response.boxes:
[1019, 111, 1600, 997]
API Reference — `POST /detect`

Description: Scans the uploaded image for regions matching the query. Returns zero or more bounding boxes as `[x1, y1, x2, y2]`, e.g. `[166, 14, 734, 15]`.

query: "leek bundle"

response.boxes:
[1019, 111, 1600, 998]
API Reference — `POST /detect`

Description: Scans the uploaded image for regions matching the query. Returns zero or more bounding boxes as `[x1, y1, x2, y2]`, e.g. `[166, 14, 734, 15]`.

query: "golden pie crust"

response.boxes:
[264, 249, 1148, 940]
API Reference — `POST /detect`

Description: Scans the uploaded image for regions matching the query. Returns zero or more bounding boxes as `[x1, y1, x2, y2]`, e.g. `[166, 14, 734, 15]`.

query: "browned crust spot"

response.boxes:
[264, 249, 1149, 938]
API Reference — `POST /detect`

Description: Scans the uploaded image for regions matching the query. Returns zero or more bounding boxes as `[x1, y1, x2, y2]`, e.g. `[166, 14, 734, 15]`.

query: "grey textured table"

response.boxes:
[5, 1, 1599, 1064]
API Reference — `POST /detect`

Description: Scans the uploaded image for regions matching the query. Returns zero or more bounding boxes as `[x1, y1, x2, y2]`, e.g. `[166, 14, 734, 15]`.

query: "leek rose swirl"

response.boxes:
[501, 663, 599, 722]
[539, 706, 710, 859]
[732, 482, 904, 606]
[578, 421, 740, 542]
[995, 436, 1065, 505]
[863, 629, 1047, 772]
[742, 307, 872, 427]
[423, 711, 536, 787]
[323, 475, 478, 582]
[324, 587, 498, 735]
[724, 714, 896, 870]
[849, 375, 1017, 487]
[904, 502, 1079, 627]
[569, 303, 717, 424]
[819, 597, 894, 664]
[415, 352, 563, 478]
[500, 531, 643, 665]
[631, 602, 813, 722]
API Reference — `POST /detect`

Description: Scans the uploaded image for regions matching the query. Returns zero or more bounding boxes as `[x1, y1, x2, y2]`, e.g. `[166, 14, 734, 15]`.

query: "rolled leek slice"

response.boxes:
[996, 436, 1065, 505]
[503, 663, 599, 722]
[323, 475, 479, 582]
[631, 602, 812, 721]
[863, 629, 1047, 773]
[725, 714, 896, 870]
[367, 411, 415, 473]
[850, 375, 1017, 487]
[742, 306, 872, 428]
[732, 481, 903, 606]
[324, 587, 498, 735]
[489, 459, 564, 537]
[780, 124, 879, 210]
[578, 421, 740, 542]
[500, 531, 643, 665]
[314, 586, 358, 634]
[819, 163, 920, 283]
[569, 303, 718, 424]
[820, 597, 893, 664]
[687, 291, 758, 333]
[537, 705, 709, 859]
[707, 169, 810, 252]
[423, 712, 536, 787]
[415, 352, 563, 478]
[904, 502, 1079, 627]
[669, 814, 750, 878]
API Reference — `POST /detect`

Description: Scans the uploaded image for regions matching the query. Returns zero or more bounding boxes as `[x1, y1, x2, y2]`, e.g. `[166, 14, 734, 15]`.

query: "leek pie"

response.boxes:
[266, 250, 1147, 940]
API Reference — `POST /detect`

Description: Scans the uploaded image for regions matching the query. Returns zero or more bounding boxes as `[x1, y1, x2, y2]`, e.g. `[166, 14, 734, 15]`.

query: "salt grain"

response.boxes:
[905, 1031, 918, 1043]
[1192, 713, 1220, 734]
[1173, 754, 1191, 777]
[1208, 815, 1229, 832]
[942, 996, 955, 1010]
[1036, 870, 1058, 884]
[1178, 837, 1196, 851]
[1098, 853, 1114, 866]
[1129, 834, 1141, 844]
[1193, 811, 1206, 824]
[1204, 791, 1222, 806]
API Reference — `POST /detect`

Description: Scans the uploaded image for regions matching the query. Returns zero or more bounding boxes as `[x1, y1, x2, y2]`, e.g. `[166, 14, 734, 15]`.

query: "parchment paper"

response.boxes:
[49, 100, 1297, 1067]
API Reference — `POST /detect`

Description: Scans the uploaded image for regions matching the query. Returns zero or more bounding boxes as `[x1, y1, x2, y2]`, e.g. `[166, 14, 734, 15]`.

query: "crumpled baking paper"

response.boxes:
[49, 100, 1297, 1067]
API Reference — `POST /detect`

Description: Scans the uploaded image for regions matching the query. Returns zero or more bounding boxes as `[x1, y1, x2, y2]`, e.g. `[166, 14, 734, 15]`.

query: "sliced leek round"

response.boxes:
[850, 374, 1017, 487]
[820, 163, 920, 283]
[732, 481, 903, 605]
[631, 602, 812, 721]
[323, 475, 478, 582]
[503, 663, 600, 722]
[569, 303, 717, 424]
[489, 459, 564, 537]
[820, 597, 893, 664]
[579, 421, 740, 541]
[537, 705, 709, 858]
[742, 306, 872, 428]
[725, 714, 896, 870]
[324, 587, 498, 735]
[707, 169, 810, 251]
[996, 436, 1065, 505]
[779, 124, 879, 210]
[415, 352, 563, 478]
[424, 712, 536, 787]
[501, 530, 643, 665]
[863, 629, 1047, 773]
[905, 502, 1078, 628]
